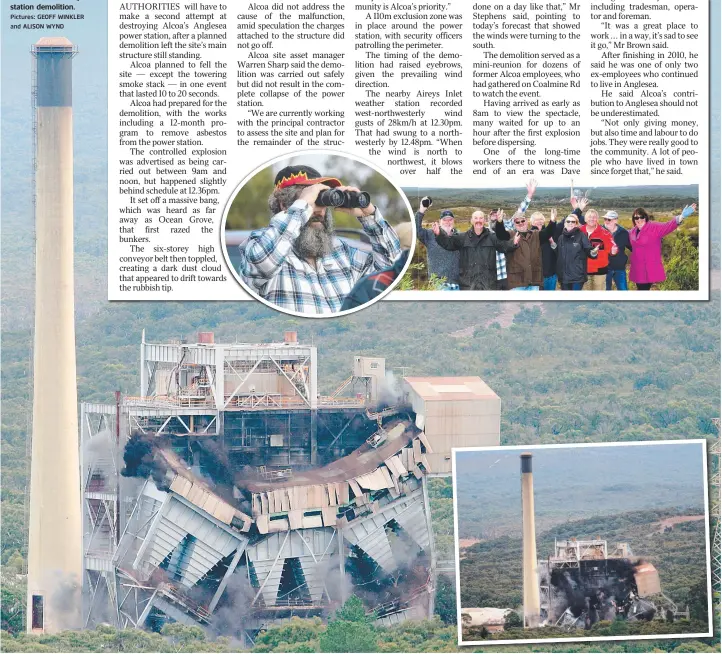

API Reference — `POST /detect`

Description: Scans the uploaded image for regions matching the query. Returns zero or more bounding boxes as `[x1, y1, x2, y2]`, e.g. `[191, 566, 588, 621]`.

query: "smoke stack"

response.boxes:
[521, 453, 541, 628]
[27, 37, 82, 633]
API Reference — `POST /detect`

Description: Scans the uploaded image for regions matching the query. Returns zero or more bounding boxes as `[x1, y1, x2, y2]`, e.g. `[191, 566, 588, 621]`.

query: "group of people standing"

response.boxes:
[414, 181, 696, 291]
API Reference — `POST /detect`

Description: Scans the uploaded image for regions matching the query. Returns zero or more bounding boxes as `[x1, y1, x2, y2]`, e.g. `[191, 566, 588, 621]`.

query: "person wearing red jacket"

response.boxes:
[580, 209, 618, 290]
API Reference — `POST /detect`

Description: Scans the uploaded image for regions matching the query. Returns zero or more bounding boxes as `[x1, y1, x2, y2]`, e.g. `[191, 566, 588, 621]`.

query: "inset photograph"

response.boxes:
[222, 153, 414, 316]
[402, 183, 701, 295]
[453, 442, 712, 646]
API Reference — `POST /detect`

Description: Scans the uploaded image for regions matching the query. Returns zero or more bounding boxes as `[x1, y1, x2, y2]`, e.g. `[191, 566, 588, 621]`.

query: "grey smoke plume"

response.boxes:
[82, 428, 114, 459]
[48, 570, 82, 630]
[212, 564, 258, 637]
[378, 371, 403, 407]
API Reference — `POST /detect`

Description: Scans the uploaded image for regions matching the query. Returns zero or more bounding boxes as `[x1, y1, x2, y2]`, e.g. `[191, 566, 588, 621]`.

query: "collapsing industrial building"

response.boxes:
[510, 453, 688, 636]
[539, 538, 688, 630]
[80, 331, 501, 643]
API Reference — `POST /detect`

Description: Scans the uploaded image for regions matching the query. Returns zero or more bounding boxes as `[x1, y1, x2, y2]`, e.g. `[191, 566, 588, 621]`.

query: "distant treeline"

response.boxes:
[459, 508, 710, 624]
[403, 186, 699, 213]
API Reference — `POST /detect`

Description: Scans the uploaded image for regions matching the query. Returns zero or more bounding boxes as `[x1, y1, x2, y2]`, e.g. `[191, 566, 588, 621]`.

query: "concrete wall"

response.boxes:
[407, 390, 501, 474]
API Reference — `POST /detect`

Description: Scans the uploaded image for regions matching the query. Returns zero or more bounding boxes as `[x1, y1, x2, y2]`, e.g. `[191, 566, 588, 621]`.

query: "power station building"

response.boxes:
[517, 456, 683, 632]
[80, 331, 501, 642]
[538, 538, 683, 630]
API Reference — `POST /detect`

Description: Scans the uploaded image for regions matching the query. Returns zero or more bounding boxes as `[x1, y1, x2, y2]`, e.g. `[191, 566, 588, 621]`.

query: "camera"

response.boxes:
[316, 189, 371, 209]
[421, 196, 433, 208]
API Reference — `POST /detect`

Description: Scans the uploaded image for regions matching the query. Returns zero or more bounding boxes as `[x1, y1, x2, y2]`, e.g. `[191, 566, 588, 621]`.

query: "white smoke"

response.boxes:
[377, 371, 403, 407]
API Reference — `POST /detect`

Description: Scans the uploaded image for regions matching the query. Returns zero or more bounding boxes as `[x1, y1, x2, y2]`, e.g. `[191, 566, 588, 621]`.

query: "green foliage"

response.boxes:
[225, 165, 275, 230]
[459, 509, 709, 623]
[252, 617, 324, 653]
[0, 623, 239, 652]
[658, 232, 700, 291]
[319, 597, 377, 652]
[685, 578, 710, 624]
[376, 618, 456, 652]
[319, 620, 377, 653]
[1, 573, 24, 634]
[513, 306, 543, 325]
[434, 576, 457, 626]
[504, 610, 523, 630]
[462, 617, 711, 645]
[333, 595, 370, 624]
[428, 478, 453, 500]
[429, 478, 455, 560]
[398, 263, 446, 291]
[161, 623, 208, 649]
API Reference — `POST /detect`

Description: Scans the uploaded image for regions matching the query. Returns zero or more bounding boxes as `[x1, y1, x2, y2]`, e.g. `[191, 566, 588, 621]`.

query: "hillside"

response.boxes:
[458, 508, 710, 619]
[454, 444, 707, 540]
[2, 297, 720, 557]
[2, 298, 720, 568]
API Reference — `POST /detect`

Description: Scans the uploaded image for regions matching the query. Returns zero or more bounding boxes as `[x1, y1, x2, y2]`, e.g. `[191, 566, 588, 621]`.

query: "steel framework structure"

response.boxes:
[711, 419, 720, 594]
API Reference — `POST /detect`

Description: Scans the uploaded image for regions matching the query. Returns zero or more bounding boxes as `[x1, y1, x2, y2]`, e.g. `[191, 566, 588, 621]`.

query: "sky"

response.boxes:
[454, 442, 708, 539]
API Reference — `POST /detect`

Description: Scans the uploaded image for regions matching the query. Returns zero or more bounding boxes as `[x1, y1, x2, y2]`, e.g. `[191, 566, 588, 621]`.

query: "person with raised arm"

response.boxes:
[601, 210, 633, 291]
[579, 209, 618, 291]
[493, 183, 556, 290]
[414, 198, 460, 289]
[433, 211, 520, 290]
[494, 178, 538, 289]
[555, 213, 598, 290]
[530, 209, 559, 290]
[628, 204, 697, 290]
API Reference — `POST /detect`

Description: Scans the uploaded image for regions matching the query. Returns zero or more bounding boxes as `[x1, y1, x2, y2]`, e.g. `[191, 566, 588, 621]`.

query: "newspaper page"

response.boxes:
[0, 0, 720, 651]
[105, 1, 709, 303]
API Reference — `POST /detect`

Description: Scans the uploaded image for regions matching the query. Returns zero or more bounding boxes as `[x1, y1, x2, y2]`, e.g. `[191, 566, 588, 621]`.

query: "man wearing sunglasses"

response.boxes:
[493, 205, 556, 290]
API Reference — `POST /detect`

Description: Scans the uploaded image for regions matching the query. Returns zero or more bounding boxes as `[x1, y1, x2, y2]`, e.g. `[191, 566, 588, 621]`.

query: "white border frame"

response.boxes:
[219, 148, 417, 318]
[388, 183, 708, 301]
[451, 440, 713, 646]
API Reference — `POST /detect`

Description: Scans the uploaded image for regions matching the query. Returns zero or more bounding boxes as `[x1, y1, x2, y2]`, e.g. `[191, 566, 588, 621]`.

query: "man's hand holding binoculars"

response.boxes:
[300, 184, 376, 219]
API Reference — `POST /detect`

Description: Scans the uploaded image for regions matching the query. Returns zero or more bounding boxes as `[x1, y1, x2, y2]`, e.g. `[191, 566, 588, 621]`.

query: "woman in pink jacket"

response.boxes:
[628, 204, 696, 290]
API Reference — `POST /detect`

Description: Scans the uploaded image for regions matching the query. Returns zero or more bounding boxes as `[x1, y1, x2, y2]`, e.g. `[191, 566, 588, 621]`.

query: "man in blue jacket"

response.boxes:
[414, 199, 460, 289]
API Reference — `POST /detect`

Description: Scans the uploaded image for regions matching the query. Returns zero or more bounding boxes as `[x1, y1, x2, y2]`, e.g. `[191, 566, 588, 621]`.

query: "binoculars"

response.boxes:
[316, 188, 371, 210]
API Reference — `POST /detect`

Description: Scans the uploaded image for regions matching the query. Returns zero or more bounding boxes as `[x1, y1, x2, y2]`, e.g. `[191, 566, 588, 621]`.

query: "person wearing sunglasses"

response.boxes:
[555, 214, 597, 290]
[433, 211, 521, 290]
[493, 207, 555, 290]
[531, 210, 560, 290]
[628, 204, 697, 290]
[602, 210, 632, 290]
[580, 209, 618, 291]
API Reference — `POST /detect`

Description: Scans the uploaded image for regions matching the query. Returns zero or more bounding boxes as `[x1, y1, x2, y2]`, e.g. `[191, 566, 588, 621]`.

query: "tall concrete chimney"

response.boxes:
[27, 37, 82, 633]
[521, 453, 541, 628]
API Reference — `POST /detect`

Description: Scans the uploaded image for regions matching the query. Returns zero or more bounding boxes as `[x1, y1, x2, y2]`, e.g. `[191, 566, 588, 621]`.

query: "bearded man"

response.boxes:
[238, 165, 401, 314]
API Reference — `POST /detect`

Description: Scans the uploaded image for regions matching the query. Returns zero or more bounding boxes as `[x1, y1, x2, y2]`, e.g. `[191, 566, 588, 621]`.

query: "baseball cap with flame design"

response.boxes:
[274, 165, 342, 190]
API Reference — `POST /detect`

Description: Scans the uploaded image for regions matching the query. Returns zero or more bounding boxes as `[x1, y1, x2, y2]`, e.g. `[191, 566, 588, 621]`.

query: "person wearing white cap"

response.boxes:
[602, 210, 632, 290]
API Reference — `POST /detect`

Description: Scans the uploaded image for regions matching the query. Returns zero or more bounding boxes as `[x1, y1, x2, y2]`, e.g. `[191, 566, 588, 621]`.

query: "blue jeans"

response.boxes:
[543, 275, 558, 290]
[517, 285, 539, 291]
[606, 269, 628, 290]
